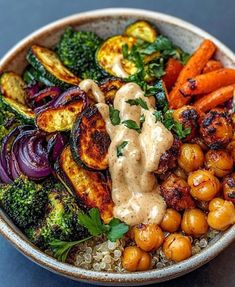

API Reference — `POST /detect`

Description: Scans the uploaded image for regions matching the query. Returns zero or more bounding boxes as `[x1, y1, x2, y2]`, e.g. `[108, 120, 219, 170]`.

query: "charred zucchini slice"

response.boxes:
[96, 35, 137, 77]
[57, 145, 113, 223]
[23, 66, 54, 87]
[36, 91, 88, 133]
[70, 105, 110, 171]
[125, 20, 157, 43]
[27, 45, 81, 89]
[0, 72, 35, 123]
[99, 77, 125, 104]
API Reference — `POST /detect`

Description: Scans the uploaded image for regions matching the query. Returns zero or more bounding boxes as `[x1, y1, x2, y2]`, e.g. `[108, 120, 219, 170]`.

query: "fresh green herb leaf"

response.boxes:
[107, 218, 129, 242]
[173, 122, 191, 140]
[153, 108, 191, 140]
[78, 208, 129, 242]
[49, 236, 93, 262]
[117, 141, 128, 157]
[140, 114, 145, 125]
[109, 105, 121, 126]
[125, 97, 149, 110]
[78, 209, 104, 236]
[122, 119, 141, 133]
[153, 110, 163, 122]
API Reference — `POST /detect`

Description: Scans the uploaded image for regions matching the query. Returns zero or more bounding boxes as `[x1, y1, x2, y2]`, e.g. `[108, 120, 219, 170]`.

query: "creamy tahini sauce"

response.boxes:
[111, 55, 129, 78]
[79, 80, 174, 226]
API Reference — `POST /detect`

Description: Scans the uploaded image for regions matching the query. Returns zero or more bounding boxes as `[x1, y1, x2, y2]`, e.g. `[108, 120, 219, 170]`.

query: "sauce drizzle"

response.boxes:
[79, 80, 174, 226]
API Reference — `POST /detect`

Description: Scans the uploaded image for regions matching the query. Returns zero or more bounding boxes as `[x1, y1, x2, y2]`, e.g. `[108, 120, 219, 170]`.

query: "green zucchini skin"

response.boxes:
[26, 49, 70, 89]
[23, 66, 54, 87]
[26, 45, 81, 89]
[70, 105, 110, 171]
[0, 72, 35, 125]
[1, 97, 35, 125]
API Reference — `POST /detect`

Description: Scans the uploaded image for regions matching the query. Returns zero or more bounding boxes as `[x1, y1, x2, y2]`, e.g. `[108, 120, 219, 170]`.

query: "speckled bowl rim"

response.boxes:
[0, 8, 235, 286]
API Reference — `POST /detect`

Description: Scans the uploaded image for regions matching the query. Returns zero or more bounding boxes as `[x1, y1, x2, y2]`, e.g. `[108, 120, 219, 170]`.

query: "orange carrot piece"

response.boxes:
[162, 58, 183, 91]
[203, 60, 223, 74]
[179, 68, 235, 97]
[169, 39, 216, 109]
[194, 84, 235, 113]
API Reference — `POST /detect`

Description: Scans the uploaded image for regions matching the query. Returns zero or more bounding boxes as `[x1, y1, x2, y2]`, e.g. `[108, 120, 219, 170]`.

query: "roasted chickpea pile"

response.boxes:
[122, 106, 235, 272]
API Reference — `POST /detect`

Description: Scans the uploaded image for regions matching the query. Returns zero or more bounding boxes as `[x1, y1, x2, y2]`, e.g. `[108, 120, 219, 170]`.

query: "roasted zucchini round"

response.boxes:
[70, 105, 110, 171]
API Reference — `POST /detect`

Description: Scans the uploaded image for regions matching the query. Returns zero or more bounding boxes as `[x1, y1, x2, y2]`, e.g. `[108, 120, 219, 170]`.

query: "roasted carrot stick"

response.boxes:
[203, 60, 223, 74]
[169, 39, 216, 109]
[194, 84, 235, 113]
[162, 58, 183, 91]
[179, 68, 235, 97]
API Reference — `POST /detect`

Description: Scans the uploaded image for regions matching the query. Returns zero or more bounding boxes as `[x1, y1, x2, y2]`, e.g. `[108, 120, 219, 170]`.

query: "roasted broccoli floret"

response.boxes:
[25, 187, 88, 249]
[57, 27, 104, 81]
[0, 177, 47, 228]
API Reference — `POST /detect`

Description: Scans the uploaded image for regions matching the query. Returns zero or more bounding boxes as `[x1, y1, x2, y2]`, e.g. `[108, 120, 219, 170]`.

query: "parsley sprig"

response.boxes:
[109, 105, 121, 125]
[153, 107, 191, 140]
[122, 36, 190, 96]
[49, 236, 93, 262]
[125, 97, 149, 110]
[49, 208, 129, 262]
[122, 119, 141, 133]
[78, 208, 129, 241]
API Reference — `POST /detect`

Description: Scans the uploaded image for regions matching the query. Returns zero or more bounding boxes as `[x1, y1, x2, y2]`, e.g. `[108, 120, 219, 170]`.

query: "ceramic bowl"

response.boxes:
[0, 8, 234, 286]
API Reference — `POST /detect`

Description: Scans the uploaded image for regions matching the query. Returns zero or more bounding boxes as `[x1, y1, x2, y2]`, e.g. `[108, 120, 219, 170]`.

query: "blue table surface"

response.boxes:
[0, 0, 235, 286]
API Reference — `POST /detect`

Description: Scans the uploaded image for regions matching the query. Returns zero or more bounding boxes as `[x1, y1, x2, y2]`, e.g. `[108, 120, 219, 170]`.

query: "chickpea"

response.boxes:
[223, 174, 235, 203]
[163, 233, 192, 262]
[133, 224, 164, 252]
[207, 198, 235, 230]
[173, 106, 198, 141]
[178, 144, 204, 173]
[205, 150, 233, 177]
[181, 209, 208, 237]
[188, 170, 221, 201]
[122, 246, 151, 272]
[227, 137, 235, 163]
[199, 108, 233, 149]
[160, 209, 181, 233]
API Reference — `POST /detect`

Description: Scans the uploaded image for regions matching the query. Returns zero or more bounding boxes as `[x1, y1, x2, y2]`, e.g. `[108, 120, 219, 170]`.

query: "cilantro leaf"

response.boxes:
[109, 105, 121, 126]
[117, 141, 128, 157]
[122, 119, 141, 133]
[125, 97, 149, 110]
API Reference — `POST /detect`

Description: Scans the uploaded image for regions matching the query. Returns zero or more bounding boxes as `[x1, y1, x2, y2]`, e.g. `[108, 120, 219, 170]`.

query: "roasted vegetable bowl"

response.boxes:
[0, 8, 235, 285]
